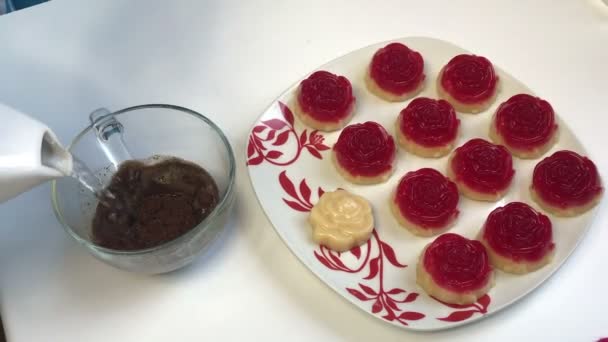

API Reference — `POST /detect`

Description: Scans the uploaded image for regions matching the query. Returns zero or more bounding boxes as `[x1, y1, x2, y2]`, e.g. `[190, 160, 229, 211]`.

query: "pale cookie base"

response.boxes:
[478, 233, 554, 274]
[395, 119, 456, 158]
[530, 186, 603, 217]
[365, 69, 425, 102]
[389, 194, 456, 237]
[331, 151, 394, 185]
[447, 154, 510, 201]
[292, 90, 354, 132]
[489, 117, 559, 159]
[436, 68, 499, 114]
[416, 245, 495, 305]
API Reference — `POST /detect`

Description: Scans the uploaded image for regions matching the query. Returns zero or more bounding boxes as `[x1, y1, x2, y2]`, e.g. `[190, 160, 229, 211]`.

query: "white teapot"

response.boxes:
[0, 103, 73, 202]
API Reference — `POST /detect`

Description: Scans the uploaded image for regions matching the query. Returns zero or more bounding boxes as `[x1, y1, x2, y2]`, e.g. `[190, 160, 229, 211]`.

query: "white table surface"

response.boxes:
[0, 0, 607, 341]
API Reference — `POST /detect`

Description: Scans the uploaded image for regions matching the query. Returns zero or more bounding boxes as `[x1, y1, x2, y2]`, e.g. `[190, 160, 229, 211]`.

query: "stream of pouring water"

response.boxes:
[41, 131, 117, 207]
[70, 157, 116, 207]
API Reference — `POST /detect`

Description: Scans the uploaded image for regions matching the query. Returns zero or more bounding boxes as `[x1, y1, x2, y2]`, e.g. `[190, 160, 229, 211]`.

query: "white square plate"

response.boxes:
[246, 36, 600, 331]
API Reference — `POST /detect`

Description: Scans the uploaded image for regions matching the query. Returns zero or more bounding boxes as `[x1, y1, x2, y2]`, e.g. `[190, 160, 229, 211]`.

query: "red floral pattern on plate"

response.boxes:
[247, 102, 330, 166]
[434, 295, 491, 322]
[279, 171, 426, 326]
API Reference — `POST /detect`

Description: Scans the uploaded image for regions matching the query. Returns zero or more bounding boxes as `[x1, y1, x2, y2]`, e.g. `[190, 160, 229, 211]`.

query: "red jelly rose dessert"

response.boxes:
[479, 202, 555, 274]
[366, 42, 425, 102]
[294, 70, 356, 131]
[531, 150, 603, 216]
[448, 138, 515, 201]
[332, 121, 396, 184]
[396, 97, 460, 158]
[417, 233, 494, 305]
[391, 168, 460, 237]
[490, 94, 559, 159]
[437, 54, 499, 113]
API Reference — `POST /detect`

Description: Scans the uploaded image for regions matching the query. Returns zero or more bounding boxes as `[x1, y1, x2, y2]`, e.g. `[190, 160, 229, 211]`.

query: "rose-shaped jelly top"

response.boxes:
[394, 168, 459, 228]
[333, 121, 396, 177]
[450, 138, 515, 194]
[440, 54, 498, 104]
[298, 70, 355, 122]
[369, 42, 425, 95]
[309, 190, 374, 252]
[532, 150, 603, 208]
[494, 94, 558, 150]
[483, 202, 554, 262]
[423, 233, 492, 293]
[399, 97, 460, 147]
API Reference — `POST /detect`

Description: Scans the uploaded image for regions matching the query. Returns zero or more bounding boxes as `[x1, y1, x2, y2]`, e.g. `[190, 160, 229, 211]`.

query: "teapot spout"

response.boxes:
[0, 103, 72, 202]
[41, 131, 73, 177]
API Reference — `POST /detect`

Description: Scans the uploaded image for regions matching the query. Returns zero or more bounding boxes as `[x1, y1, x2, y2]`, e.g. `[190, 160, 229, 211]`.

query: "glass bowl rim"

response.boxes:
[51, 103, 236, 256]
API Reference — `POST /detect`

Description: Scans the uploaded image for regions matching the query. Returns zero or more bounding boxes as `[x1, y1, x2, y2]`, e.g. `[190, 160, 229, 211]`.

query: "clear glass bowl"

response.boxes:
[51, 104, 236, 274]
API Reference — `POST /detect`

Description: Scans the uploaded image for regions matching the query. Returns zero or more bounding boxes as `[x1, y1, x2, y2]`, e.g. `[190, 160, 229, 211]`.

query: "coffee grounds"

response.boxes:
[92, 157, 219, 251]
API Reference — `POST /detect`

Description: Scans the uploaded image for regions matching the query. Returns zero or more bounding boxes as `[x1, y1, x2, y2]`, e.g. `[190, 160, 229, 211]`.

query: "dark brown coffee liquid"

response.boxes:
[92, 157, 219, 251]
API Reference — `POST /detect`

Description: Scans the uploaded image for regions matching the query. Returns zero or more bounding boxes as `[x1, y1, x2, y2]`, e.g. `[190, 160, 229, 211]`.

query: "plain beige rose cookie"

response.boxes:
[309, 190, 374, 252]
